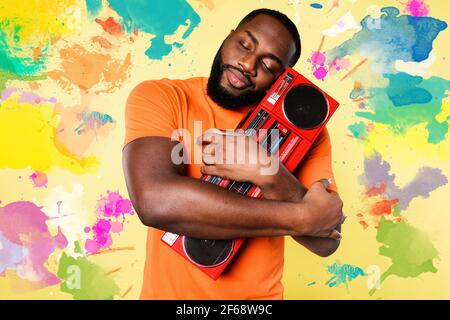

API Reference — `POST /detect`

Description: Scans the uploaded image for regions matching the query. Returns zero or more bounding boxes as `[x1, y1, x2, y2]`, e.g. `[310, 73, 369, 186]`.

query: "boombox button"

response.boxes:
[162, 232, 179, 246]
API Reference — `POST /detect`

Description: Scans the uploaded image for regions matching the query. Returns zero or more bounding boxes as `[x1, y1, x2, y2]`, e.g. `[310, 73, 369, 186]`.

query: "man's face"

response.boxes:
[207, 14, 296, 109]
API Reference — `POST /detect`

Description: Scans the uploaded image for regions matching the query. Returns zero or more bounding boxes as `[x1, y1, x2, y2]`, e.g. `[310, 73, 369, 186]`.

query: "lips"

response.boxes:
[225, 68, 251, 89]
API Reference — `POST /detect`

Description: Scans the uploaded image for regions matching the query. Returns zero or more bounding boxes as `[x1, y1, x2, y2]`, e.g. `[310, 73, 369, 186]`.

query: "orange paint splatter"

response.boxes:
[366, 182, 386, 196]
[91, 36, 113, 49]
[47, 44, 131, 93]
[359, 220, 369, 229]
[370, 199, 399, 216]
[194, 0, 214, 10]
[55, 103, 115, 159]
[95, 17, 123, 36]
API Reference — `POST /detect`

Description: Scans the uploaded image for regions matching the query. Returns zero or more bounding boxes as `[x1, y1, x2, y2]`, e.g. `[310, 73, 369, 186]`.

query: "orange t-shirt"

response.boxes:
[124, 77, 337, 300]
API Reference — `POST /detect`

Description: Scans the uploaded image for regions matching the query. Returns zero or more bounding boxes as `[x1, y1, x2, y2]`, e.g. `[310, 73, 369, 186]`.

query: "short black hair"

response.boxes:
[238, 8, 301, 67]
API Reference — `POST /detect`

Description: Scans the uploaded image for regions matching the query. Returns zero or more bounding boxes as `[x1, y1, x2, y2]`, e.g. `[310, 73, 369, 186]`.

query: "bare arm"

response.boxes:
[122, 136, 342, 240]
[261, 165, 342, 257]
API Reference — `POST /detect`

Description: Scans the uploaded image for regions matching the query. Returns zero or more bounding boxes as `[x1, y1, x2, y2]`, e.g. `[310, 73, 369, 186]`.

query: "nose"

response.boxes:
[238, 53, 257, 77]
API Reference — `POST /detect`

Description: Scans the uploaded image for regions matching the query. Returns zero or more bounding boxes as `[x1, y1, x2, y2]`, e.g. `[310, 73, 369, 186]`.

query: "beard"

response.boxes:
[206, 45, 268, 110]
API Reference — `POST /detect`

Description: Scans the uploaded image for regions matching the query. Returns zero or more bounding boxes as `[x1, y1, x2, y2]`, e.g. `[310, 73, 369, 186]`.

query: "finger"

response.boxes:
[310, 178, 332, 191]
[329, 229, 342, 241]
[200, 165, 221, 177]
[320, 178, 333, 189]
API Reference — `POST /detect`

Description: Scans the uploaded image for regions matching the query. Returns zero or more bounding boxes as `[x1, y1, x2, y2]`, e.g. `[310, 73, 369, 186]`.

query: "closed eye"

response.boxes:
[239, 41, 250, 50]
[262, 62, 274, 74]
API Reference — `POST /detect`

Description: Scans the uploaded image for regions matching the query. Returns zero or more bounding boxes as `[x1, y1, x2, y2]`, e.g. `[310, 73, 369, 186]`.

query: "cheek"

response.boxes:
[253, 74, 276, 91]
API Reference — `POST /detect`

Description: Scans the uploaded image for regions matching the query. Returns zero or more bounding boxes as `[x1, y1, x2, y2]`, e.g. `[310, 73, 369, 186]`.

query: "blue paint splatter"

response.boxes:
[386, 73, 432, 106]
[310, 3, 323, 9]
[0, 232, 27, 274]
[327, 7, 447, 73]
[356, 73, 450, 143]
[85, 0, 103, 19]
[74, 111, 114, 135]
[325, 261, 366, 288]
[106, 0, 201, 60]
[307, 281, 316, 286]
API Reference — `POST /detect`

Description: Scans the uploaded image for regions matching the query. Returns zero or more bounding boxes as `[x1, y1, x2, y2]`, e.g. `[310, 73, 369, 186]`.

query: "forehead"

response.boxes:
[236, 14, 296, 65]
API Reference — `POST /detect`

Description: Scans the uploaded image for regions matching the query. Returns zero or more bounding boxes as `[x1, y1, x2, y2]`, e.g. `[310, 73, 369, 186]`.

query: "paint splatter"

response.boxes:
[95, 17, 123, 36]
[329, 8, 448, 144]
[405, 0, 429, 17]
[348, 121, 369, 139]
[351, 73, 450, 144]
[86, 0, 103, 19]
[0, 0, 78, 92]
[106, 0, 201, 60]
[327, 7, 447, 73]
[0, 201, 68, 291]
[370, 217, 438, 295]
[322, 12, 361, 37]
[55, 104, 116, 159]
[307, 281, 316, 286]
[84, 191, 134, 254]
[310, 3, 323, 9]
[29, 171, 48, 188]
[362, 152, 448, 211]
[57, 252, 120, 299]
[74, 111, 114, 135]
[47, 44, 131, 93]
[0, 90, 99, 173]
[325, 261, 366, 288]
[308, 51, 328, 80]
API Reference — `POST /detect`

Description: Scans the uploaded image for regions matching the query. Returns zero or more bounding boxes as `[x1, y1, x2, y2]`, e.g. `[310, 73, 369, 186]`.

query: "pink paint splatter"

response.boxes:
[84, 191, 134, 254]
[328, 57, 351, 75]
[313, 66, 328, 80]
[29, 171, 48, 188]
[0, 201, 68, 291]
[405, 0, 429, 17]
[308, 51, 329, 81]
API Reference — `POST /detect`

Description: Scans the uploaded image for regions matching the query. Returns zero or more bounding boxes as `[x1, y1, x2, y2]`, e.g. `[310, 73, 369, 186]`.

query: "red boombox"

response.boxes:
[161, 68, 340, 279]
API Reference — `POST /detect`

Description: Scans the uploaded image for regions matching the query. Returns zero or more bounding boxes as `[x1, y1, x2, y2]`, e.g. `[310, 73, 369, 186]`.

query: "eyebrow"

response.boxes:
[244, 30, 284, 67]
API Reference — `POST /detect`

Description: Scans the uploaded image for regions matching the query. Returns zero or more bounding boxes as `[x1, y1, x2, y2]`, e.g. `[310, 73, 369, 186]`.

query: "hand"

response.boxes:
[197, 128, 278, 185]
[297, 179, 344, 240]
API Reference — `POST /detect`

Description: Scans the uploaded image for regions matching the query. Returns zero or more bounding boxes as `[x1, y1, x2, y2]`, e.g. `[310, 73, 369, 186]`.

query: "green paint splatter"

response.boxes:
[369, 217, 439, 295]
[57, 252, 120, 300]
[107, 0, 200, 60]
[348, 121, 368, 139]
[0, 68, 46, 95]
[86, 0, 103, 18]
[325, 261, 366, 288]
[356, 73, 450, 144]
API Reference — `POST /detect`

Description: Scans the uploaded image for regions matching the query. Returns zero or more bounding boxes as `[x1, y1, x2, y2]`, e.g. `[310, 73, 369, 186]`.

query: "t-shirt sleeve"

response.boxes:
[124, 80, 179, 147]
[293, 127, 338, 192]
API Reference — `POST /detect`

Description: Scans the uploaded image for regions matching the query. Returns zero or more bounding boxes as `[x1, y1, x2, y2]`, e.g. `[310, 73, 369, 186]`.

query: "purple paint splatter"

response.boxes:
[0, 201, 68, 290]
[361, 152, 448, 210]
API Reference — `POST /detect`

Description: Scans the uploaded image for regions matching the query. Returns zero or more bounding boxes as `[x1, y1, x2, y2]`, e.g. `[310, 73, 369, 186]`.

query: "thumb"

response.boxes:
[311, 178, 332, 191]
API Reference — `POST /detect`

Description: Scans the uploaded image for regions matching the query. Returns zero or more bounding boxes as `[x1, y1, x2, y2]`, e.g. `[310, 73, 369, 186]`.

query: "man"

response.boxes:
[122, 8, 344, 299]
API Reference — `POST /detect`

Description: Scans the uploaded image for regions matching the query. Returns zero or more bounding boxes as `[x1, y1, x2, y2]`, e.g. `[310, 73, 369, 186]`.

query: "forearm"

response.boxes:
[132, 174, 309, 240]
[261, 166, 340, 257]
